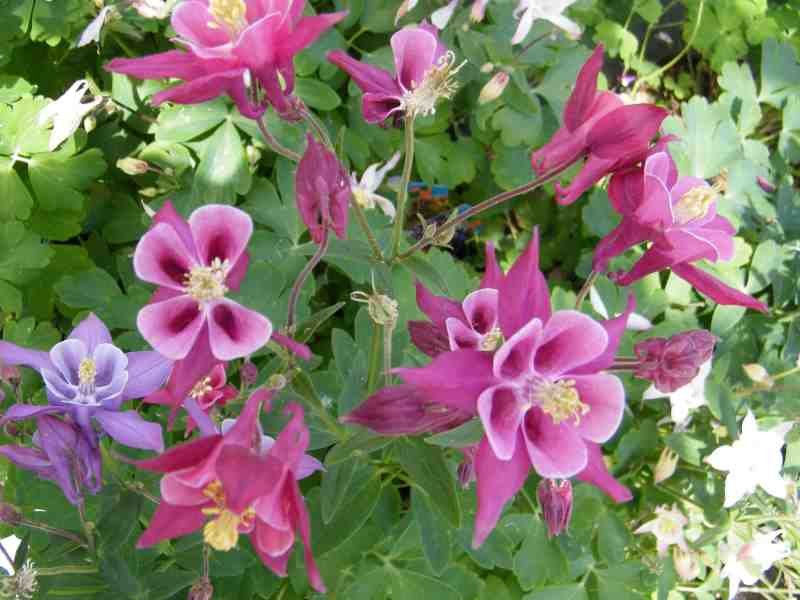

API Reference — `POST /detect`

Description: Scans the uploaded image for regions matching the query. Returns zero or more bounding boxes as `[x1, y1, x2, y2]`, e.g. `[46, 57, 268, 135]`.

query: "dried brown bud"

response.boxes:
[187, 577, 213, 600]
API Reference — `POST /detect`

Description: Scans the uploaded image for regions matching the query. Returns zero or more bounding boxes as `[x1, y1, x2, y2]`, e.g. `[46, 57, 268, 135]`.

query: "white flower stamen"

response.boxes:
[400, 51, 465, 118]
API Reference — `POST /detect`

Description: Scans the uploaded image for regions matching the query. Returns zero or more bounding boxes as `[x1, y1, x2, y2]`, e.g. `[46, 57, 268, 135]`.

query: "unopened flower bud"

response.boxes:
[139, 187, 159, 198]
[480, 62, 494, 74]
[0, 502, 22, 526]
[187, 576, 213, 600]
[634, 330, 716, 392]
[537, 479, 573, 538]
[351, 290, 399, 329]
[117, 157, 150, 176]
[0, 363, 20, 382]
[240, 361, 258, 387]
[479, 71, 510, 104]
[245, 144, 261, 167]
[341, 384, 470, 435]
[654, 447, 679, 484]
[267, 373, 286, 391]
[756, 176, 776, 194]
[742, 363, 774, 389]
[672, 548, 700, 582]
[471, 0, 488, 22]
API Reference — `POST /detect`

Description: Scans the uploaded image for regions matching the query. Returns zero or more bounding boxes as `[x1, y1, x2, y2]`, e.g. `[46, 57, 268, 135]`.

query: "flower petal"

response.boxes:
[93, 409, 164, 452]
[571, 374, 625, 442]
[134, 222, 195, 290]
[563, 45, 603, 131]
[477, 385, 527, 461]
[534, 311, 608, 377]
[121, 351, 173, 402]
[391, 26, 438, 91]
[40, 368, 78, 402]
[207, 300, 272, 361]
[137, 501, 206, 548]
[493, 316, 542, 380]
[137, 295, 206, 360]
[188, 204, 253, 269]
[522, 409, 587, 478]
[68, 313, 112, 353]
[480, 242, 504, 290]
[50, 339, 87, 384]
[462, 288, 499, 335]
[171, 0, 231, 55]
[136, 434, 223, 473]
[576, 442, 632, 502]
[327, 50, 399, 96]
[415, 280, 464, 327]
[670, 263, 768, 313]
[473, 435, 531, 547]
[0, 341, 52, 372]
[498, 229, 551, 337]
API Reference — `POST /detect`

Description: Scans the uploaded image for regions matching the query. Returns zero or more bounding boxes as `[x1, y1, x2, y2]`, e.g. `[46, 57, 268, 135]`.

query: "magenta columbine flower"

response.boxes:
[106, 0, 346, 119]
[136, 389, 325, 592]
[531, 45, 667, 205]
[592, 151, 767, 313]
[0, 313, 170, 454]
[328, 23, 463, 123]
[633, 330, 716, 392]
[134, 202, 272, 361]
[295, 135, 351, 244]
[538, 479, 573, 538]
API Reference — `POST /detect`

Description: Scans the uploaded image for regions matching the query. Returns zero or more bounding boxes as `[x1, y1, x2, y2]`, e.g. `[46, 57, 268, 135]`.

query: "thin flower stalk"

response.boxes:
[287, 233, 331, 330]
[391, 115, 416, 257]
[256, 116, 301, 162]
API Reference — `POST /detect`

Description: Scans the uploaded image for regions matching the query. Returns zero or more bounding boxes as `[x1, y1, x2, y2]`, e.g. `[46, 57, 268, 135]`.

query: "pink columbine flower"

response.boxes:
[136, 389, 325, 592]
[530, 45, 668, 205]
[633, 330, 716, 392]
[393, 232, 633, 547]
[327, 23, 463, 123]
[592, 151, 768, 313]
[295, 135, 351, 244]
[106, 0, 346, 119]
[134, 202, 274, 362]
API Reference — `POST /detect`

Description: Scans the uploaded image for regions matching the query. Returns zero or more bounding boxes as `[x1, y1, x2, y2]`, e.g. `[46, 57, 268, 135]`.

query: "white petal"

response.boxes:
[758, 473, 788, 500]
[704, 445, 735, 471]
[370, 193, 396, 220]
[432, 0, 460, 29]
[626, 312, 653, 331]
[588, 286, 609, 319]
[643, 384, 667, 400]
[723, 472, 754, 507]
[545, 13, 582, 39]
[511, 7, 535, 44]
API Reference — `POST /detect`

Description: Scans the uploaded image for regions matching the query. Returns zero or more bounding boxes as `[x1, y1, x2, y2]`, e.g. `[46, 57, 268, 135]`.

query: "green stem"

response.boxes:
[575, 271, 599, 309]
[38, 565, 99, 577]
[287, 233, 330, 330]
[633, 0, 705, 94]
[391, 115, 415, 258]
[655, 484, 703, 510]
[351, 201, 384, 261]
[394, 167, 565, 261]
[257, 116, 302, 162]
[20, 519, 86, 548]
[366, 323, 382, 393]
[382, 325, 394, 387]
[77, 501, 95, 556]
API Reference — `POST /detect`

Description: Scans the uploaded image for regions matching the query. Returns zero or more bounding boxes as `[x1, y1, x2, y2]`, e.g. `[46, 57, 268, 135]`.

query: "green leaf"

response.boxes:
[321, 458, 368, 524]
[425, 419, 484, 449]
[492, 106, 542, 147]
[412, 488, 451, 575]
[591, 563, 649, 600]
[55, 268, 122, 309]
[154, 99, 230, 142]
[0, 158, 33, 221]
[582, 189, 620, 238]
[524, 584, 588, 600]
[759, 38, 800, 108]
[634, 0, 663, 23]
[191, 119, 251, 206]
[718, 61, 761, 135]
[396, 438, 461, 527]
[597, 511, 629, 564]
[295, 78, 341, 111]
[98, 490, 141, 552]
[314, 469, 383, 554]
[513, 520, 567, 590]
[388, 567, 460, 600]
[0, 280, 22, 314]
[666, 432, 707, 466]
[593, 21, 638, 64]
[324, 430, 393, 466]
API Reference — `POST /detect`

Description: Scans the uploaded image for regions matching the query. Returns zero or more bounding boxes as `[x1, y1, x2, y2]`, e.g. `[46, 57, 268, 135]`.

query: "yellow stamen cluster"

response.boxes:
[184, 258, 230, 304]
[207, 0, 248, 35]
[78, 358, 97, 386]
[201, 480, 256, 552]
[673, 186, 718, 225]
[190, 376, 213, 400]
[537, 379, 590, 425]
[401, 51, 466, 119]
[479, 327, 503, 352]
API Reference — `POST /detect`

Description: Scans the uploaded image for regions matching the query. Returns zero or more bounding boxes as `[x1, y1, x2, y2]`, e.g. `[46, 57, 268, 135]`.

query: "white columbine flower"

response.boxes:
[644, 359, 711, 425]
[350, 152, 402, 220]
[635, 504, 688, 557]
[77, 6, 113, 47]
[512, 0, 581, 45]
[432, 0, 460, 29]
[704, 411, 792, 507]
[131, 0, 173, 19]
[720, 528, 790, 600]
[37, 80, 103, 152]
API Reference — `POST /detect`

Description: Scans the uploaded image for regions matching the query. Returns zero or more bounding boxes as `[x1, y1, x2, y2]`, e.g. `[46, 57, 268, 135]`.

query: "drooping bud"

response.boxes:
[654, 447, 679, 484]
[756, 176, 776, 194]
[634, 330, 716, 392]
[240, 361, 258, 387]
[117, 157, 150, 176]
[742, 363, 774, 389]
[341, 384, 470, 436]
[537, 479, 573, 538]
[295, 134, 351, 245]
[672, 548, 701, 582]
[0, 502, 22, 526]
[187, 576, 213, 600]
[479, 72, 510, 104]
[83, 115, 97, 133]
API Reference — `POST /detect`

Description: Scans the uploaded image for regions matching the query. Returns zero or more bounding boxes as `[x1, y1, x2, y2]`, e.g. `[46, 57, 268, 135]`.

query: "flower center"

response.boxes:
[77, 358, 97, 398]
[351, 186, 372, 209]
[533, 379, 589, 425]
[673, 186, 717, 225]
[401, 51, 465, 118]
[190, 376, 213, 400]
[184, 258, 230, 304]
[207, 0, 248, 36]
[479, 327, 503, 352]
[656, 517, 680, 537]
[201, 480, 256, 552]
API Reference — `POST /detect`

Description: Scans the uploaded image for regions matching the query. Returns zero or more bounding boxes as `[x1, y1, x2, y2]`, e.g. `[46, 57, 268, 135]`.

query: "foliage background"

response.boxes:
[0, 0, 798, 598]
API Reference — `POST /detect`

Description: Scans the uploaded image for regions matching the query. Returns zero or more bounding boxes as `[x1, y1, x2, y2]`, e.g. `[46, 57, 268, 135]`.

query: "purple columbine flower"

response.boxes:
[0, 313, 171, 453]
[0, 415, 101, 505]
